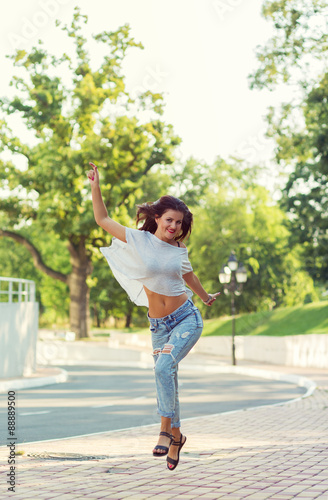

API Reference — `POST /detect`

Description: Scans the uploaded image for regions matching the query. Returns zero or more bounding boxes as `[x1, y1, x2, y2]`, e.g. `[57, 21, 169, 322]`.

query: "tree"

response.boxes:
[0, 9, 180, 338]
[250, 0, 328, 90]
[188, 158, 317, 318]
[249, 0, 328, 283]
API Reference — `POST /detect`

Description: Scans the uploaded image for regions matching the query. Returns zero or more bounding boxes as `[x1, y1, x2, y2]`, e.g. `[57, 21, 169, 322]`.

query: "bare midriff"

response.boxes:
[144, 286, 188, 319]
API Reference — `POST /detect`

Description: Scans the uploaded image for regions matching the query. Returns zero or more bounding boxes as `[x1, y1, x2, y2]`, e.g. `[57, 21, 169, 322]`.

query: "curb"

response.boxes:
[183, 363, 317, 400]
[0, 368, 68, 393]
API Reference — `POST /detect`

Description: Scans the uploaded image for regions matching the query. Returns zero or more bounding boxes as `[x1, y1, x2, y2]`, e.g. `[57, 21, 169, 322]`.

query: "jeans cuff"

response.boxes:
[171, 421, 181, 429]
[157, 409, 175, 418]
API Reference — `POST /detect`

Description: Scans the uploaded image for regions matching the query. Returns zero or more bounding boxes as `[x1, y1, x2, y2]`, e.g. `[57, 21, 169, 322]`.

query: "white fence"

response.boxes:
[0, 277, 39, 378]
[0, 277, 36, 303]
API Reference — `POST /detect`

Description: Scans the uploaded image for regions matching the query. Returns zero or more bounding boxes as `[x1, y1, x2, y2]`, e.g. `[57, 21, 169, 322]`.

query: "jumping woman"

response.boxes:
[87, 162, 220, 470]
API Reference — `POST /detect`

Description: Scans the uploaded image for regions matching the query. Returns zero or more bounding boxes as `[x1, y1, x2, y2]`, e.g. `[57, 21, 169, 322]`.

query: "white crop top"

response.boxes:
[100, 227, 193, 307]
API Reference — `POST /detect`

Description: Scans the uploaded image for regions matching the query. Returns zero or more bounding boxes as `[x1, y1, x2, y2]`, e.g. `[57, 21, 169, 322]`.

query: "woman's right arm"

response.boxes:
[87, 162, 127, 243]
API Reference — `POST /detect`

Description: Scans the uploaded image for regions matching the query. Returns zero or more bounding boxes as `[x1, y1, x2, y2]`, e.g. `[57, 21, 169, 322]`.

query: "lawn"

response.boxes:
[202, 300, 328, 337]
[88, 300, 328, 339]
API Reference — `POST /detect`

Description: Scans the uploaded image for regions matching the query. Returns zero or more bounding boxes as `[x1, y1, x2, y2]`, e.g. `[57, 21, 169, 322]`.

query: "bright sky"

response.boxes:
[0, 0, 293, 179]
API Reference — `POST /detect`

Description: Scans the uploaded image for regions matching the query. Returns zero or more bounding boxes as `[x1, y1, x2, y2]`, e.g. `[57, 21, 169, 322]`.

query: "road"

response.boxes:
[0, 364, 305, 445]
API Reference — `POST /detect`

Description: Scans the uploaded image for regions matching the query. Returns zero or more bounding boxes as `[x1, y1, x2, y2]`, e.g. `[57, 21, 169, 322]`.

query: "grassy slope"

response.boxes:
[89, 301, 328, 339]
[202, 301, 328, 337]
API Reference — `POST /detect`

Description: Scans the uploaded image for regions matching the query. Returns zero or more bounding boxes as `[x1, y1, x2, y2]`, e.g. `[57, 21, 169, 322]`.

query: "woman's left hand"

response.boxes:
[87, 162, 100, 187]
[203, 292, 221, 306]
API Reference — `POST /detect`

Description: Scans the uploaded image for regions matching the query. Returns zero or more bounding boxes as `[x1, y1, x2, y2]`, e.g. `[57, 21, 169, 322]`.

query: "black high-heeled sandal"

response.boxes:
[153, 431, 173, 457]
[167, 434, 187, 470]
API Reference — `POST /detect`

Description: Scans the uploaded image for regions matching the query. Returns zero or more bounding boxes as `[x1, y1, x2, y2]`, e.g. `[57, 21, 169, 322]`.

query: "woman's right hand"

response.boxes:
[203, 292, 221, 306]
[87, 162, 100, 187]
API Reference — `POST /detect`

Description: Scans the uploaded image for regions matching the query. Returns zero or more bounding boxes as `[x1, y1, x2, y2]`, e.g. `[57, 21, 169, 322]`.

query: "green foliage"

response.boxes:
[249, 0, 328, 285]
[278, 74, 328, 281]
[0, 10, 179, 239]
[250, 0, 328, 90]
[187, 158, 317, 318]
[0, 225, 70, 320]
[0, 8, 180, 333]
[0, 236, 41, 301]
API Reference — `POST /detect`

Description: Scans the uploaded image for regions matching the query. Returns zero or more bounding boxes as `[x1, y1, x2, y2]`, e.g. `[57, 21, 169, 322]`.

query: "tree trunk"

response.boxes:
[125, 303, 134, 328]
[93, 305, 101, 328]
[67, 237, 93, 339]
[125, 311, 132, 328]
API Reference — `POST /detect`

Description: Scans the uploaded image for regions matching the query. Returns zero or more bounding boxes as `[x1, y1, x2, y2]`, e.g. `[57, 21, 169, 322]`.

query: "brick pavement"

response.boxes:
[1, 363, 328, 500]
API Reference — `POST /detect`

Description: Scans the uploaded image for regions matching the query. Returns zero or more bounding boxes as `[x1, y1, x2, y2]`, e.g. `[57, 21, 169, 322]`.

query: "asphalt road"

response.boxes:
[0, 364, 305, 445]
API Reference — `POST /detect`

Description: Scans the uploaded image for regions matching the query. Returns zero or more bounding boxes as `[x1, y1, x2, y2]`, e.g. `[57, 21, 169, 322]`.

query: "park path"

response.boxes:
[0, 361, 328, 499]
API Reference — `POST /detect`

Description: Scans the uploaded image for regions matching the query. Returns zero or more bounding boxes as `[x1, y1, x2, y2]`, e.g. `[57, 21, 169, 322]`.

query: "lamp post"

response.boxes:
[218, 252, 247, 366]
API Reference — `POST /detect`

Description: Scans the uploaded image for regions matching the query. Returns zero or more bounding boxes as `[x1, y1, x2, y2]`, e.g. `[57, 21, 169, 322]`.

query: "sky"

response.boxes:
[0, 0, 294, 189]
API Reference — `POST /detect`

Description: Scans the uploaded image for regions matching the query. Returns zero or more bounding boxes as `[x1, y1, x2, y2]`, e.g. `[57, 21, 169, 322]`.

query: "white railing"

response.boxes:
[0, 277, 36, 302]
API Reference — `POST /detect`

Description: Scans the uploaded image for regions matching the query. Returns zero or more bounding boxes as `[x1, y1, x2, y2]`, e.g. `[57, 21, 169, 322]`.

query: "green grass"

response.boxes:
[202, 300, 328, 337]
[85, 300, 328, 339]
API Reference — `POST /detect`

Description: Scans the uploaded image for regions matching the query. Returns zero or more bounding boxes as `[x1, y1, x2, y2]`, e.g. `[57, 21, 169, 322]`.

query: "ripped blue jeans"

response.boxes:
[149, 299, 203, 428]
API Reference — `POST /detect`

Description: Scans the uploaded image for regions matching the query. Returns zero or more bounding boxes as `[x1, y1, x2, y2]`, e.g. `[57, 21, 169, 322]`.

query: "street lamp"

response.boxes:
[218, 251, 247, 366]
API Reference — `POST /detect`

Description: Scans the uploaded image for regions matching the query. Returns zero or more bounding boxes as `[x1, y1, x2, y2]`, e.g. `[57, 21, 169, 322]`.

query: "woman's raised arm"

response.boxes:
[87, 162, 127, 243]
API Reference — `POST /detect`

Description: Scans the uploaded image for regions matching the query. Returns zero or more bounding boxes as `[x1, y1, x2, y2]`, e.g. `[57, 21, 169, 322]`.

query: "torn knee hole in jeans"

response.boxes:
[153, 344, 175, 356]
[162, 344, 174, 354]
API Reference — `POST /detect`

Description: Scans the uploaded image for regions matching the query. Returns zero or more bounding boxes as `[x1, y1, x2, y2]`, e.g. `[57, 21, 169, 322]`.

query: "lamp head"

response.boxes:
[218, 265, 231, 284]
[227, 252, 238, 271]
[236, 263, 247, 283]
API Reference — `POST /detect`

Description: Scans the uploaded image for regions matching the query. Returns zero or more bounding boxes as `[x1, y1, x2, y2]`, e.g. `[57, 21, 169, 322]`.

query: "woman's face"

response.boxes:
[155, 209, 184, 242]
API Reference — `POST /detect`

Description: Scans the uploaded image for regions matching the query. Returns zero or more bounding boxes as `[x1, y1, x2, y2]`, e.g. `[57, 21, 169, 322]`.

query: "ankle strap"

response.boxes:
[172, 434, 183, 445]
[159, 431, 172, 439]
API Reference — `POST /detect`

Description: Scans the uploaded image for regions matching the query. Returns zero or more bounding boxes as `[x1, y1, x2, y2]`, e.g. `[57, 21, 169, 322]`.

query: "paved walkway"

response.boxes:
[1, 359, 328, 499]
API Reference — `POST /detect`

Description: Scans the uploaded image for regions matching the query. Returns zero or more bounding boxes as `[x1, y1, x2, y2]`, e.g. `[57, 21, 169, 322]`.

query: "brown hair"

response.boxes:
[136, 195, 193, 242]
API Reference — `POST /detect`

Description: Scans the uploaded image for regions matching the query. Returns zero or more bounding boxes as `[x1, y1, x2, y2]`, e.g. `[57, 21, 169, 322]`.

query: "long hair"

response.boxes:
[136, 195, 193, 242]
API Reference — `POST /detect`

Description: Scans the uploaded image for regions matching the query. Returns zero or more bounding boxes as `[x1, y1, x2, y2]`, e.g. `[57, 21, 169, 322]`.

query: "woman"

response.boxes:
[87, 162, 220, 471]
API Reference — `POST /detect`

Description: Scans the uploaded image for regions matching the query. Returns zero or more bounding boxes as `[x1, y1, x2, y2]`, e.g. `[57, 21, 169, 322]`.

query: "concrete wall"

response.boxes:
[0, 302, 39, 378]
[36, 333, 328, 370]
[109, 333, 328, 369]
[36, 340, 152, 367]
[193, 334, 328, 369]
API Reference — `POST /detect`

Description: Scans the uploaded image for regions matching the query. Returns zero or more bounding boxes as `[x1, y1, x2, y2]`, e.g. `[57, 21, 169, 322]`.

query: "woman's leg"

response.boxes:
[153, 310, 203, 422]
[151, 306, 203, 456]
[152, 328, 172, 454]
[168, 373, 185, 469]
[171, 367, 180, 429]
[154, 309, 202, 466]
[152, 356, 180, 453]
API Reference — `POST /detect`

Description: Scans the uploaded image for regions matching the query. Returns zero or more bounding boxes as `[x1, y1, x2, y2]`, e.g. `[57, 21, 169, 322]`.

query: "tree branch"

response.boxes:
[0, 229, 68, 283]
